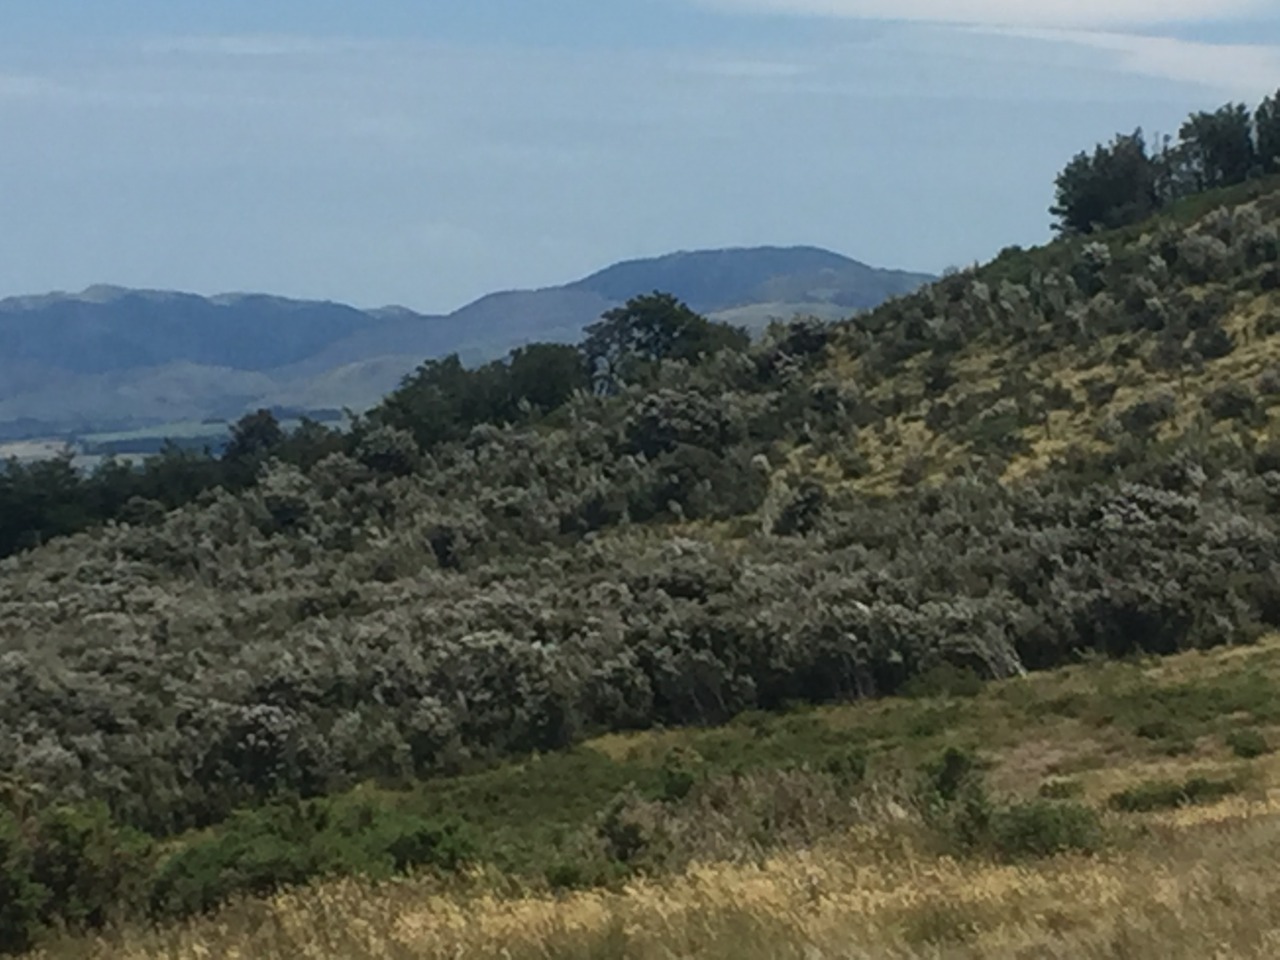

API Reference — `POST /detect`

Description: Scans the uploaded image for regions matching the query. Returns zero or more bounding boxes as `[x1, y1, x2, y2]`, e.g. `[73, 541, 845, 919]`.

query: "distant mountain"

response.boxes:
[570, 246, 932, 314]
[0, 286, 382, 375]
[0, 247, 932, 439]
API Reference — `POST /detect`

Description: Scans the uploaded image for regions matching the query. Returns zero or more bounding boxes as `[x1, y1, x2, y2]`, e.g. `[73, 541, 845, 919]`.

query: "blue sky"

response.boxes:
[1, 2, 1279, 313]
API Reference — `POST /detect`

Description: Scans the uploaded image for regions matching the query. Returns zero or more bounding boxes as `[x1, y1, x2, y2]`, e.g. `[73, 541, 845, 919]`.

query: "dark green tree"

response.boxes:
[1178, 103, 1257, 190]
[582, 292, 748, 393]
[277, 417, 347, 471]
[224, 409, 286, 462]
[507, 343, 590, 412]
[1050, 130, 1160, 236]
[1256, 90, 1280, 175]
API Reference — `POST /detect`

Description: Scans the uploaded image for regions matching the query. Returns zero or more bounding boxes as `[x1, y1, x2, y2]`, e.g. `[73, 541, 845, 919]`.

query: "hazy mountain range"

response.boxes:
[0, 246, 932, 440]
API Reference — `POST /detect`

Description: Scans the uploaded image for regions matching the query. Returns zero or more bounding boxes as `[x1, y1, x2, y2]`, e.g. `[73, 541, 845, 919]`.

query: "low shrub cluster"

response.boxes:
[0, 792, 474, 951]
[920, 748, 1104, 861]
[1107, 775, 1243, 813]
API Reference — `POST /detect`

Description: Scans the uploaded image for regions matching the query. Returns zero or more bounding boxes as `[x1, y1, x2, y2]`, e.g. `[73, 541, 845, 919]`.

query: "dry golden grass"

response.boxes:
[37, 799, 1280, 960]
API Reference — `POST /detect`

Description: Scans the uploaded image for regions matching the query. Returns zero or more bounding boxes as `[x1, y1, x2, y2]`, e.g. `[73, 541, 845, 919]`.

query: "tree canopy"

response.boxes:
[582, 292, 749, 393]
[1051, 90, 1280, 236]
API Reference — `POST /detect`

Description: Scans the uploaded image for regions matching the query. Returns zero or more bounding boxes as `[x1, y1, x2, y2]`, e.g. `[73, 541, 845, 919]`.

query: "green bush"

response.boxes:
[920, 748, 1104, 861]
[1203, 382, 1257, 422]
[1038, 778, 1084, 800]
[987, 800, 1103, 859]
[0, 803, 153, 956]
[1107, 775, 1241, 813]
[1226, 728, 1272, 759]
[0, 811, 46, 956]
[660, 747, 705, 803]
[922, 747, 983, 804]
[823, 748, 869, 788]
[149, 800, 475, 920]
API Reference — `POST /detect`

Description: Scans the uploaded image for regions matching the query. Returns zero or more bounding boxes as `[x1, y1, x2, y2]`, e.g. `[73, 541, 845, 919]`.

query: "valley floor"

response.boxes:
[32, 638, 1280, 960]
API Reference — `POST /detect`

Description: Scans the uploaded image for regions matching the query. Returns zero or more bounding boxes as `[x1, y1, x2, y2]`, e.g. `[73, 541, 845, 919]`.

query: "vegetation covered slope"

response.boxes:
[5, 95, 1280, 952]
[27, 636, 1280, 959]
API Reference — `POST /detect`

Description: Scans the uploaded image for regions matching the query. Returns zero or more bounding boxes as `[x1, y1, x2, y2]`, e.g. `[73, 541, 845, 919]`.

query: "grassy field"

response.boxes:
[31, 636, 1280, 959]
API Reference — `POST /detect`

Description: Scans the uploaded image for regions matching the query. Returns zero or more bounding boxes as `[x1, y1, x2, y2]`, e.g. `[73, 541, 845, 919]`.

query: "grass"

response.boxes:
[143, 635, 1280, 884]
[32, 796, 1280, 959]
[25, 635, 1280, 959]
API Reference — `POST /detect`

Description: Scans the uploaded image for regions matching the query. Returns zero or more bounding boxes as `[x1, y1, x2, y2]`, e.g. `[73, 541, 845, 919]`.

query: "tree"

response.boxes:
[223, 410, 286, 464]
[1050, 130, 1160, 236]
[278, 418, 346, 471]
[1178, 104, 1257, 190]
[1256, 90, 1280, 175]
[507, 343, 590, 412]
[374, 354, 486, 450]
[220, 410, 288, 488]
[582, 292, 749, 393]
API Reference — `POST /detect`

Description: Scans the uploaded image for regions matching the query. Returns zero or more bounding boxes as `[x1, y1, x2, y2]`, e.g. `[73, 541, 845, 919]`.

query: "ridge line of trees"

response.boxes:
[1052, 89, 1280, 236]
[0, 294, 748, 559]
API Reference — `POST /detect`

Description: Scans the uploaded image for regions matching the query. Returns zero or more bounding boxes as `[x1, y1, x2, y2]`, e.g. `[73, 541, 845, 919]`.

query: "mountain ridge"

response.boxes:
[0, 245, 932, 439]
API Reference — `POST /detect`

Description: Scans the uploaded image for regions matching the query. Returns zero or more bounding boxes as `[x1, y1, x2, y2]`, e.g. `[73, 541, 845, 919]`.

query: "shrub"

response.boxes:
[149, 801, 475, 920]
[1107, 775, 1240, 813]
[1190, 323, 1235, 360]
[772, 481, 827, 536]
[823, 748, 869, 788]
[1225, 728, 1272, 759]
[1118, 393, 1177, 435]
[922, 751, 1103, 861]
[0, 812, 46, 956]
[1039, 778, 1084, 800]
[1203, 382, 1257, 421]
[0, 803, 153, 956]
[1256, 365, 1280, 397]
[921, 747, 983, 805]
[660, 747, 705, 803]
[987, 799, 1103, 859]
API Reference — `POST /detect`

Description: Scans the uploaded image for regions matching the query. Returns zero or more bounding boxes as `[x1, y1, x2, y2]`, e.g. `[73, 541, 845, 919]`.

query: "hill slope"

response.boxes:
[3, 179, 1280, 953]
[37, 636, 1280, 960]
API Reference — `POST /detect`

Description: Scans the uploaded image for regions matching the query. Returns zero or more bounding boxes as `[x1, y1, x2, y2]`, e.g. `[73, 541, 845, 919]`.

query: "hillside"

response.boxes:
[0, 247, 929, 439]
[3, 174, 1280, 954]
[34, 636, 1280, 959]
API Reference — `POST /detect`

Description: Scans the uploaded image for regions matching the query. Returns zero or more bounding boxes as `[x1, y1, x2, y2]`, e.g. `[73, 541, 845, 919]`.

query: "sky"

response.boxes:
[1, 2, 1279, 314]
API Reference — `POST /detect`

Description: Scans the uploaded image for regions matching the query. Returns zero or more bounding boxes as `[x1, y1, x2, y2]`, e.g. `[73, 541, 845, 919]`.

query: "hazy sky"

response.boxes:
[1, 2, 1279, 313]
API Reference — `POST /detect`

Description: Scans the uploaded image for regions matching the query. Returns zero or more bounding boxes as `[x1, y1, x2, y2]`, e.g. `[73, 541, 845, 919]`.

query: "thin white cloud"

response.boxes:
[698, 0, 1268, 29]
[986, 28, 1280, 98]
